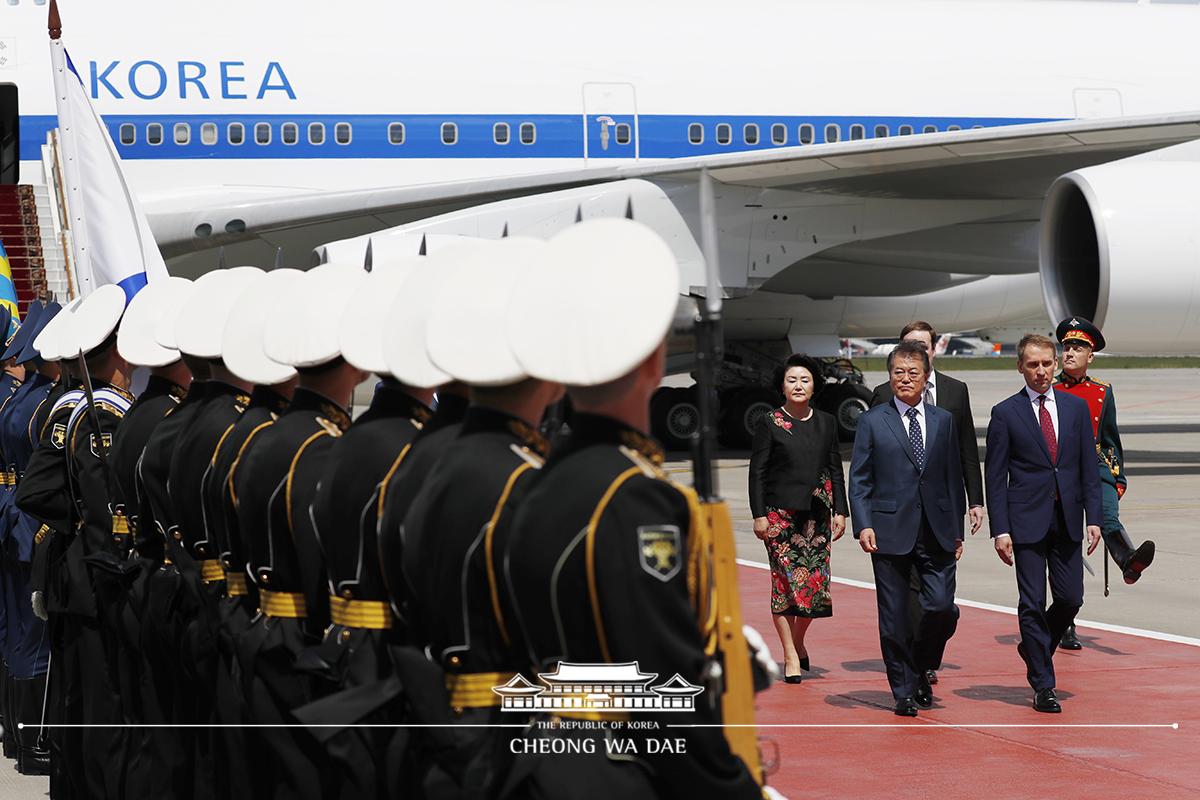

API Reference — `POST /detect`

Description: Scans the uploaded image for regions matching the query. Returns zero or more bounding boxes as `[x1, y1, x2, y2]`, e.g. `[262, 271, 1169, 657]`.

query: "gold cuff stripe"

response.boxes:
[34, 524, 51, 545]
[112, 514, 131, 535]
[261, 590, 307, 618]
[329, 596, 393, 629]
[225, 573, 249, 596]
[445, 671, 515, 708]
[199, 559, 225, 583]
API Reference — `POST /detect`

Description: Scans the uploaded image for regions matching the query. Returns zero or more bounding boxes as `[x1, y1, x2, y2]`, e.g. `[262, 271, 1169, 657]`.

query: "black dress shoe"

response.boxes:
[894, 698, 919, 717]
[915, 674, 933, 708]
[924, 669, 938, 685]
[1033, 688, 1062, 713]
[783, 672, 803, 684]
[1123, 541, 1155, 584]
[1059, 626, 1083, 650]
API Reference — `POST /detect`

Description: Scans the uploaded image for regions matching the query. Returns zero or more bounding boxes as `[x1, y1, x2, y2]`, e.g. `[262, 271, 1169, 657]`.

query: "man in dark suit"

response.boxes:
[985, 334, 1102, 713]
[850, 340, 966, 717]
[869, 321, 982, 686]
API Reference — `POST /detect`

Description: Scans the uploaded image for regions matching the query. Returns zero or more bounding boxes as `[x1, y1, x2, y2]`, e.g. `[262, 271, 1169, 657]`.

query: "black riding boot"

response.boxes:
[1102, 525, 1155, 584]
[1, 663, 16, 760]
[15, 673, 52, 775]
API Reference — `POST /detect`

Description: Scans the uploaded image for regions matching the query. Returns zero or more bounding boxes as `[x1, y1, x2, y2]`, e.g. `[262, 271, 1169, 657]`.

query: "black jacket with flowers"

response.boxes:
[748, 407, 848, 519]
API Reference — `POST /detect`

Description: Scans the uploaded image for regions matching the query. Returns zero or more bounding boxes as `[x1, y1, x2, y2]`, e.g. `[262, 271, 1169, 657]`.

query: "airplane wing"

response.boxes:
[152, 111, 1200, 264]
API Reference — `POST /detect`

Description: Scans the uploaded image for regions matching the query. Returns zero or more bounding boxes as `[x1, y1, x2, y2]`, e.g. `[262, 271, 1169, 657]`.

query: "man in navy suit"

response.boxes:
[850, 340, 965, 717]
[985, 334, 1102, 713]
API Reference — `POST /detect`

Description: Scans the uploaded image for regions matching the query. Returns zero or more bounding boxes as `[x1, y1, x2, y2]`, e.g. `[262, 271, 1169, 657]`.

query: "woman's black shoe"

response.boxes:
[783, 672, 803, 684]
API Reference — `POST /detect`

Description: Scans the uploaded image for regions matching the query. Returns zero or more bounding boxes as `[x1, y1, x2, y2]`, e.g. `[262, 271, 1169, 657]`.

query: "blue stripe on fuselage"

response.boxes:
[17, 113, 1059, 162]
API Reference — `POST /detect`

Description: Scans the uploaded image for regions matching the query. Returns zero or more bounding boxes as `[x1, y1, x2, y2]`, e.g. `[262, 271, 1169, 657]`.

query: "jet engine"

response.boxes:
[1039, 153, 1200, 353]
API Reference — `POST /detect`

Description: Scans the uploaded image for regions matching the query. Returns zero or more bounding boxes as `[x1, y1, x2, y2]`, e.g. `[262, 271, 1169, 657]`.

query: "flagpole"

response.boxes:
[48, 0, 95, 297]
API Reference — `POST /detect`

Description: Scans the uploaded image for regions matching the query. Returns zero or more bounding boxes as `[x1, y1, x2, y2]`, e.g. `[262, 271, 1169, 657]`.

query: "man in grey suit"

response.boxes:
[851, 340, 966, 716]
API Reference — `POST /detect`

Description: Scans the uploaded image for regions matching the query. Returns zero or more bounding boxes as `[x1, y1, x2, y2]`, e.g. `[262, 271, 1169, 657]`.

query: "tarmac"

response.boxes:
[3, 366, 1197, 797]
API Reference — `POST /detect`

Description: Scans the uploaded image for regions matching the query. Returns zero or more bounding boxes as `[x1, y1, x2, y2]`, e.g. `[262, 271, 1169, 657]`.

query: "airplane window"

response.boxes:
[688, 123, 704, 145]
[493, 122, 509, 145]
[309, 122, 325, 145]
[715, 123, 731, 145]
[174, 123, 190, 146]
[227, 123, 244, 145]
[898, 124, 914, 136]
[119, 124, 136, 146]
[798, 124, 813, 145]
[922, 124, 937, 134]
[335, 123, 352, 145]
[948, 124, 961, 131]
[389, 122, 406, 145]
[874, 124, 889, 138]
[200, 123, 218, 146]
[971, 124, 983, 129]
[771, 123, 787, 145]
[255, 123, 271, 145]
[744, 123, 759, 145]
[850, 124, 865, 140]
[615, 123, 631, 145]
[520, 122, 536, 145]
[146, 123, 163, 146]
[281, 123, 299, 145]
[442, 122, 458, 145]
[824, 124, 840, 143]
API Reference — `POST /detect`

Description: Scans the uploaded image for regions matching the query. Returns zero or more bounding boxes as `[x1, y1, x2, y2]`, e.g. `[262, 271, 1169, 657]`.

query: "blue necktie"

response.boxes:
[906, 407, 925, 471]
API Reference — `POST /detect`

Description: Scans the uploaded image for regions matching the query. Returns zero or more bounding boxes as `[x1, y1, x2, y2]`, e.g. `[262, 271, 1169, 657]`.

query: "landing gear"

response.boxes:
[818, 382, 872, 441]
[719, 387, 779, 449]
[651, 387, 701, 451]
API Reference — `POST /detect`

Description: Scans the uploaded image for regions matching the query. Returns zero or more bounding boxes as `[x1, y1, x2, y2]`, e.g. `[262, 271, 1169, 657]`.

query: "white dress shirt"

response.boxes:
[894, 396, 927, 449]
[1024, 385, 1059, 440]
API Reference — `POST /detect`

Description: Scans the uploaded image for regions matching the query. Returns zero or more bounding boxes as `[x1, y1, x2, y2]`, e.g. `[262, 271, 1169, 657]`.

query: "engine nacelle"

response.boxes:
[1040, 158, 1200, 353]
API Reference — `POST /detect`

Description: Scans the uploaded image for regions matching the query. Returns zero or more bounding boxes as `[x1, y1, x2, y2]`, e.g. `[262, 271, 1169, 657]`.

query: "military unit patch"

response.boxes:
[90, 432, 114, 457]
[51, 422, 67, 449]
[638, 525, 682, 582]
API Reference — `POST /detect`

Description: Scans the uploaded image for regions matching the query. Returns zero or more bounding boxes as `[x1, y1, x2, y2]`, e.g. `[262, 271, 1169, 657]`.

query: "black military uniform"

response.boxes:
[164, 378, 252, 800]
[203, 384, 290, 800]
[233, 387, 349, 800]
[504, 414, 762, 800]
[399, 405, 547, 797]
[286, 380, 428, 796]
[376, 390, 469, 607]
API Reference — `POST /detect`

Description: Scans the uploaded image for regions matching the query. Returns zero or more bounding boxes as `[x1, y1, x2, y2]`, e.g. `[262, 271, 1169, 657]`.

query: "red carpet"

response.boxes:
[738, 564, 1200, 799]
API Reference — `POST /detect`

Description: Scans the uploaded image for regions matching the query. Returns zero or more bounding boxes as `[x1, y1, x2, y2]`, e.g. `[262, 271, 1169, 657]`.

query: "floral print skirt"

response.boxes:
[764, 499, 833, 617]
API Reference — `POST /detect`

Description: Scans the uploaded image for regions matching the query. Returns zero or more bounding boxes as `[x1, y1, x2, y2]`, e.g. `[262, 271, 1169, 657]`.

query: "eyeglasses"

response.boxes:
[890, 369, 925, 379]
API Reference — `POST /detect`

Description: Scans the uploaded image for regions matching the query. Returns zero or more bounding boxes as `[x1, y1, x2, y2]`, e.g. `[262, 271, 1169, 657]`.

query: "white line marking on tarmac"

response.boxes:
[735, 558, 1200, 647]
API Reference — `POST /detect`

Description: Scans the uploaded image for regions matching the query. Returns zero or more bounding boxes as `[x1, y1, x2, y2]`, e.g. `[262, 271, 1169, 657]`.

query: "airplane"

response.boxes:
[2, 0, 1199, 447]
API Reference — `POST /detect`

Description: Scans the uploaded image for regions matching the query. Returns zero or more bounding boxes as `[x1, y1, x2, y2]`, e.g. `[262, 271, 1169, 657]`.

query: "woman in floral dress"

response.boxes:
[748, 354, 848, 682]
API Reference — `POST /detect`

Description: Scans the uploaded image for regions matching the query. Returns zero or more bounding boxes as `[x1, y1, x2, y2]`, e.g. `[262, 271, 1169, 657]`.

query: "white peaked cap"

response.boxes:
[426, 237, 547, 386]
[381, 240, 494, 388]
[262, 263, 369, 368]
[118, 277, 192, 367]
[153, 277, 199, 350]
[222, 269, 302, 385]
[175, 267, 264, 358]
[68, 284, 127, 358]
[507, 219, 680, 386]
[338, 255, 425, 374]
[34, 296, 83, 362]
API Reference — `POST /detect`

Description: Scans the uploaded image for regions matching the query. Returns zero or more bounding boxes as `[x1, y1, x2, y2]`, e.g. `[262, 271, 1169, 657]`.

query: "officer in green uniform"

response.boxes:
[501, 220, 777, 800]
[399, 239, 563, 799]
[1054, 317, 1154, 651]
[232, 263, 368, 800]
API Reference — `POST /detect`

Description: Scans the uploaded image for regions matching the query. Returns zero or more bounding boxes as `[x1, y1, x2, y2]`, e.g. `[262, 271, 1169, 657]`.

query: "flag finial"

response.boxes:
[48, 0, 62, 40]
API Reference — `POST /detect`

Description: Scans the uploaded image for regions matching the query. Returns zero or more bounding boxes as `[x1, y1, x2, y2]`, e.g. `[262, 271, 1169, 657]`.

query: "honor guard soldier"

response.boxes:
[502, 220, 774, 800]
[59, 285, 136, 800]
[164, 268, 262, 800]
[233, 263, 367, 800]
[107, 277, 194, 798]
[203, 268, 300, 800]
[14, 299, 87, 796]
[0, 302, 25, 765]
[1054, 316, 1154, 651]
[0, 301, 59, 775]
[288, 253, 436, 798]
[395, 239, 562, 799]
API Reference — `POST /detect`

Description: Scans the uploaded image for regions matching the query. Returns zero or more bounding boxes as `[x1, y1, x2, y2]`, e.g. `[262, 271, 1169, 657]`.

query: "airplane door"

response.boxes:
[583, 82, 638, 163]
[0, 84, 18, 184]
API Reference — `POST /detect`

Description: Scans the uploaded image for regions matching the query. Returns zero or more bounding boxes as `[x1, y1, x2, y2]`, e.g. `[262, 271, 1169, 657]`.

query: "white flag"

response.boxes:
[51, 40, 168, 300]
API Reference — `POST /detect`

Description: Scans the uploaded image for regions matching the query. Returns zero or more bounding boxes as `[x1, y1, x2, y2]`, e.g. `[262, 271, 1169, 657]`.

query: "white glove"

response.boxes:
[743, 624, 780, 684]
[32, 591, 48, 621]
[763, 785, 789, 800]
